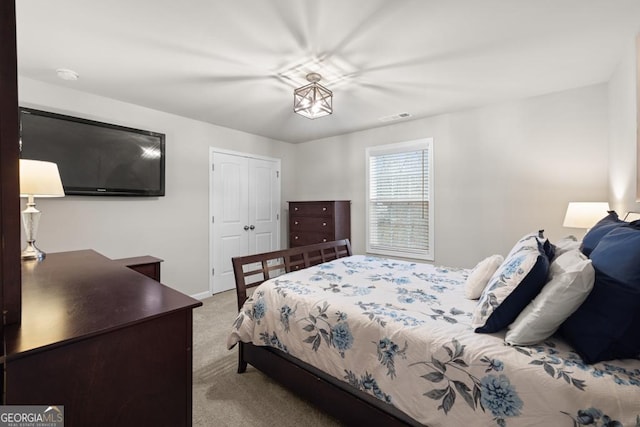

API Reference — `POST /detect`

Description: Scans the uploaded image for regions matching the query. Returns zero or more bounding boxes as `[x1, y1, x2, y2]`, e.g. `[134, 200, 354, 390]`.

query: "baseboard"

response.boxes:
[190, 290, 212, 300]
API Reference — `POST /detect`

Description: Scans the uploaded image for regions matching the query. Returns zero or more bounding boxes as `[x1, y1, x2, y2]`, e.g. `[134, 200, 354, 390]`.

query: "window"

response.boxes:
[366, 138, 434, 260]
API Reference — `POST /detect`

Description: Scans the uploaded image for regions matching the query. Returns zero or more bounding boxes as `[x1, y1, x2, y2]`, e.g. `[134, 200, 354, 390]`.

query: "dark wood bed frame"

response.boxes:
[231, 239, 422, 426]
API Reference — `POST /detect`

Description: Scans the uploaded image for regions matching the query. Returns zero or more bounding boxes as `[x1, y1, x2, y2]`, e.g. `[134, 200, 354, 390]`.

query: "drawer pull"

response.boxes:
[322, 207, 327, 211]
[322, 222, 327, 226]
[322, 238, 327, 242]
[295, 236, 299, 240]
[294, 207, 298, 211]
[295, 221, 299, 225]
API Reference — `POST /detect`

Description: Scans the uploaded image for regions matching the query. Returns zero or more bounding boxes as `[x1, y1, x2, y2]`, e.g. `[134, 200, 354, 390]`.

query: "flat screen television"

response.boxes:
[19, 107, 165, 197]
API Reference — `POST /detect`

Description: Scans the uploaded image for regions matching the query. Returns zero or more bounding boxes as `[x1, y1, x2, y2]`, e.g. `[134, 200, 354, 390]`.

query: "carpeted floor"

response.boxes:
[192, 290, 342, 426]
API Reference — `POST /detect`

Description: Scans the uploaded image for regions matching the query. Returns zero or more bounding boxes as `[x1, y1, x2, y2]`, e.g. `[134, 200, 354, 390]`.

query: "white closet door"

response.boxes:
[211, 150, 280, 294]
[212, 152, 249, 294]
[248, 158, 279, 256]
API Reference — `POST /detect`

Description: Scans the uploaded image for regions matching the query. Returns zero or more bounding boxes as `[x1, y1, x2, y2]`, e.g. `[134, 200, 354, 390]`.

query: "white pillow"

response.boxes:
[464, 255, 504, 299]
[553, 235, 580, 259]
[505, 249, 594, 346]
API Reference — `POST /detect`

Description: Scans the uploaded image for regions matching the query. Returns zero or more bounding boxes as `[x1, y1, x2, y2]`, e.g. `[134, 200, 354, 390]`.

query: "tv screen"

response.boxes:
[19, 107, 165, 196]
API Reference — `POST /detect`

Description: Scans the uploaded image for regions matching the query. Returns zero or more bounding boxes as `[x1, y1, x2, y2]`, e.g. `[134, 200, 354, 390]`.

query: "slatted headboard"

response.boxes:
[231, 239, 352, 310]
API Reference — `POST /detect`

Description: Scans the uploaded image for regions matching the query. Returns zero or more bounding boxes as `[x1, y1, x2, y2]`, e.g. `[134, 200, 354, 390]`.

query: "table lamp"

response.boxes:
[19, 159, 65, 260]
[562, 202, 610, 230]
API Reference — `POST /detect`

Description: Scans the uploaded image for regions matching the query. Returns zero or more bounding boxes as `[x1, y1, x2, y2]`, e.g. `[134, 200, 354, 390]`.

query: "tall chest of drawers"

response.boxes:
[289, 201, 351, 247]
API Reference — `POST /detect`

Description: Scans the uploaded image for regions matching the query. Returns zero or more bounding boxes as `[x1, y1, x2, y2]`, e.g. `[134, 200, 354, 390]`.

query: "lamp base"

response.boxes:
[22, 241, 46, 261]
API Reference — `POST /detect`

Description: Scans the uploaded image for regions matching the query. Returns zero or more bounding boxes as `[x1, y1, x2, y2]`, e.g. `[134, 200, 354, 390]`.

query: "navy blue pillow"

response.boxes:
[591, 224, 640, 284]
[580, 211, 626, 257]
[560, 224, 640, 363]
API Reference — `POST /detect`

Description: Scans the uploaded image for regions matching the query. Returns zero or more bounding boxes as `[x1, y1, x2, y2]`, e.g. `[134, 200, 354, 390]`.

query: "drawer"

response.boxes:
[289, 202, 334, 217]
[289, 231, 335, 247]
[290, 216, 334, 232]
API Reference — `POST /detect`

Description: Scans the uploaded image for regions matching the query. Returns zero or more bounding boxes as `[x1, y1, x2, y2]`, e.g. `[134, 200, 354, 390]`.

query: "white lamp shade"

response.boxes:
[19, 159, 65, 197]
[562, 202, 610, 229]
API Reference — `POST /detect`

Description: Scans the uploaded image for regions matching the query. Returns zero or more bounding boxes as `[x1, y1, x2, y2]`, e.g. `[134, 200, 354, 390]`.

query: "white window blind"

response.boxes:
[366, 139, 434, 260]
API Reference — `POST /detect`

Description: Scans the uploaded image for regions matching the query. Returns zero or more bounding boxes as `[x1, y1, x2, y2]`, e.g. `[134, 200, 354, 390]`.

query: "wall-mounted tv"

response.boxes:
[19, 107, 165, 197]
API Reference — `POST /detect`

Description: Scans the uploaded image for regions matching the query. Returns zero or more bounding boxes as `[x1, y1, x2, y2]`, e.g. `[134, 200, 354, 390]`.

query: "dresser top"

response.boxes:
[5, 249, 201, 360]
[287, 200, 350, 203]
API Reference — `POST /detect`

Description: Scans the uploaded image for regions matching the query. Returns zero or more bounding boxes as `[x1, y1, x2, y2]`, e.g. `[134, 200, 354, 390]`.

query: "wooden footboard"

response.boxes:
[231, 239, 422, 427]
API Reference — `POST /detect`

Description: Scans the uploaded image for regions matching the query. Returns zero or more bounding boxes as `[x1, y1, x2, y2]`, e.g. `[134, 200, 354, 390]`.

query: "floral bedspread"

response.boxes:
[227, 255, 640, 427]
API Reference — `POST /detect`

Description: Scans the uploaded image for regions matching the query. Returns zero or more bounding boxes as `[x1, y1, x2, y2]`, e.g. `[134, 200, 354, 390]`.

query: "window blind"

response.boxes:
[367, 139, 433, 259]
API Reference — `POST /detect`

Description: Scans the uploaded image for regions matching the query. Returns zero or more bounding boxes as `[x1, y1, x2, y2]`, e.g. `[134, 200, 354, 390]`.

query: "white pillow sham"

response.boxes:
[504, 248, 594, 346]
[464, 255, 504, 299]
[552, 235, 580, 259]
[471, 240, 549, 333]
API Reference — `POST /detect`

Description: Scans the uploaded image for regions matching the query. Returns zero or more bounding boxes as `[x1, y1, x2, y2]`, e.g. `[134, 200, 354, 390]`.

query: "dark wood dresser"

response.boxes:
[115, 255, 163, 281]
[288, 201, 351, 247]
[4, 250, 202, 427]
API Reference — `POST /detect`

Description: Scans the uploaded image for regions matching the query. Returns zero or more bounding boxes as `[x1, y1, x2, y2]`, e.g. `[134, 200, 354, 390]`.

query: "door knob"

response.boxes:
[249, 225, 255, 230]
[244, 225, 249, 231]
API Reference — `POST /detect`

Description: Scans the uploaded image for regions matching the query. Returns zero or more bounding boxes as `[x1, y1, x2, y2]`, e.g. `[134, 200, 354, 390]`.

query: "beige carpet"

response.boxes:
[192, 290, 342, 427]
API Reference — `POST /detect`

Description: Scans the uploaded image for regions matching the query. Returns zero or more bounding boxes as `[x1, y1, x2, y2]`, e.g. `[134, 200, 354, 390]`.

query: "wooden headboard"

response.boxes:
[231, 239, 352, 310]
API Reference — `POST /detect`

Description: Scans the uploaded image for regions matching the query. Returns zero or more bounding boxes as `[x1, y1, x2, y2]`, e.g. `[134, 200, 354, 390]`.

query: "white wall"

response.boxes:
[608, 35, 640, 214]
[19, 77, 611, 293]
[19, 77, 296, 298]
[292, 84, 609, 268]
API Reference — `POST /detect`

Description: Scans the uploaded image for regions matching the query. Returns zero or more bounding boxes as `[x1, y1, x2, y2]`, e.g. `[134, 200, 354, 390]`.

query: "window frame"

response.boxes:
[365, 138, 434, 261]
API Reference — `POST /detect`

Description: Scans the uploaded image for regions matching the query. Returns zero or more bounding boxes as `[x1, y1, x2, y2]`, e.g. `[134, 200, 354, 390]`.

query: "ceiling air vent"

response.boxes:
[378, 112, 412, 123]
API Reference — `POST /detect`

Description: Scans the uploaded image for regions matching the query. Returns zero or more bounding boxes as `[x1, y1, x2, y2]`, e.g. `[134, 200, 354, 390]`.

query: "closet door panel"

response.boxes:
[212, 153, 249, 294]
[248, 158, 279, 257]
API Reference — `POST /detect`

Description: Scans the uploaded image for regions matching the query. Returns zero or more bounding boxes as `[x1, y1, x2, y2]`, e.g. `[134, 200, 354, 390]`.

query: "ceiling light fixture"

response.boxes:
[293, 73, 332, 119]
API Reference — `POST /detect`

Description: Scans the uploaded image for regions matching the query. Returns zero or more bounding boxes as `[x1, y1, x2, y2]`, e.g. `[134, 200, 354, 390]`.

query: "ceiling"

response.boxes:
[15, 0, 640, 144]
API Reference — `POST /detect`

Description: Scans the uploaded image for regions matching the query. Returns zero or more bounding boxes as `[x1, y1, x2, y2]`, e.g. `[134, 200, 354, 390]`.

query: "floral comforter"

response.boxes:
[227, 255, 640, 427]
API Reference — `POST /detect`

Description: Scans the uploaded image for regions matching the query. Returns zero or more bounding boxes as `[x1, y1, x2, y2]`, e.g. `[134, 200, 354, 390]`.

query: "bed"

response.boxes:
[227, 237, 640, 426]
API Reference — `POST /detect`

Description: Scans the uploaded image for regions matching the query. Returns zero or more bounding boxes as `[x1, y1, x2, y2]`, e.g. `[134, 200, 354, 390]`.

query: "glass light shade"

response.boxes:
[293, 76, 333, 119]
[562, 202, 610, 229]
